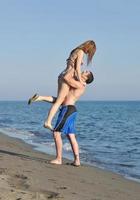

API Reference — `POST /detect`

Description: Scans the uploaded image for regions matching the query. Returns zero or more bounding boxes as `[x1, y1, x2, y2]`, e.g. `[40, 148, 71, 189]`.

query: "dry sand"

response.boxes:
[0, 132, 140, 200]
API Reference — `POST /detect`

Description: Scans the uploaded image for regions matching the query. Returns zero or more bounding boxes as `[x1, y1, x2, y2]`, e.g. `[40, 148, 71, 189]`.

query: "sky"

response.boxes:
[0, 0, 140, 101]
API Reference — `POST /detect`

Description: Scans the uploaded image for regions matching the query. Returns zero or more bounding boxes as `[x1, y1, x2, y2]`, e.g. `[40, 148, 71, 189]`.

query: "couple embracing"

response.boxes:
[28, 40, 96, 166]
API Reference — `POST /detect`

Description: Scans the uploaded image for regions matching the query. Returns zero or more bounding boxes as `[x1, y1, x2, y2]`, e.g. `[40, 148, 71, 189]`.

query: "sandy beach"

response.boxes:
[0, 132, 140, 200]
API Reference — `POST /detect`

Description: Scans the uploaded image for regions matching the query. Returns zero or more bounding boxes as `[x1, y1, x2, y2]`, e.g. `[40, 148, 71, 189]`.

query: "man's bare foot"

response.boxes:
[72, 155, 80, 167]
[44, 122, 53, 131]
[28, 93, 39, 105]
[72, 159, 80, 167]
[50, 159, 62, 165]
[71, 162, 80, 167]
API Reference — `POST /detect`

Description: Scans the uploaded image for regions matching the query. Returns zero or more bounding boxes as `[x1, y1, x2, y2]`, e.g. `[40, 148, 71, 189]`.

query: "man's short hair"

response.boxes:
[86, 71, 94, 84]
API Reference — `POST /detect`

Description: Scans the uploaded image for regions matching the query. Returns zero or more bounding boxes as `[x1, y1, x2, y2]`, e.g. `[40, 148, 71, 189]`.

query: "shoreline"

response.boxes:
[0, 131, 140, 199]
[1, 127, 140, 184]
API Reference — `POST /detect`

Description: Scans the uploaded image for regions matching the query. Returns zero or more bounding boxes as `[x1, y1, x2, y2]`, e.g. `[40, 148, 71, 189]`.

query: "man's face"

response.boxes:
[82, 70, 90, 79]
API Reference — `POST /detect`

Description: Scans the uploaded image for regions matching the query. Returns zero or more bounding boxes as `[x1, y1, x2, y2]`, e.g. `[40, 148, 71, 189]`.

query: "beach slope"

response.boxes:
[0, 132, 140, 200]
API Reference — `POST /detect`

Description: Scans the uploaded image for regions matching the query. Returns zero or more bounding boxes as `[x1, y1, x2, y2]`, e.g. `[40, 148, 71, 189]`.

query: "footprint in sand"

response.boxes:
[15, 174, 28, 180]
[57, 186, 68, 190]
[47, 191, 60, 199]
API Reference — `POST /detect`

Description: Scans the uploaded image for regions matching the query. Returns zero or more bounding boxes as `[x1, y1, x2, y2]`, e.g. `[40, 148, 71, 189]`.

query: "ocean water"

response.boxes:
[0, 101, 140, 181]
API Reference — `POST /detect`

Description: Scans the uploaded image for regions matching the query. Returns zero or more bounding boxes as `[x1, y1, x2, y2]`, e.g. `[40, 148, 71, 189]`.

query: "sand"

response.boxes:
[0, 132, 140, 200]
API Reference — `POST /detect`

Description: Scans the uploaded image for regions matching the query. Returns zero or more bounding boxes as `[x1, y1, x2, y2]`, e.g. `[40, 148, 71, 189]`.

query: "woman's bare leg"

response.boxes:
[67, 134, 80, 166]
[28, 94, 56, 104]
[44, 80, 70, 130]
[35, 96, 56, 103]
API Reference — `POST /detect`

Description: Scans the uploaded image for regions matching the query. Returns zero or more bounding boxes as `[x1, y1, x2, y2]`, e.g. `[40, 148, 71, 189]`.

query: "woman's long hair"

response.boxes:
[71, 40, 96, 65]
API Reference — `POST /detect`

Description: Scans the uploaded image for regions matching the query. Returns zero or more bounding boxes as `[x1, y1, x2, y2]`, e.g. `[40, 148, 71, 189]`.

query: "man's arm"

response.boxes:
[63, 69, 85, 89]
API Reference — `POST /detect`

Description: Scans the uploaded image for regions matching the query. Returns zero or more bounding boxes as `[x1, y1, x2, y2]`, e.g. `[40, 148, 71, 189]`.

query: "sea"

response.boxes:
[0, 101, 140, 182]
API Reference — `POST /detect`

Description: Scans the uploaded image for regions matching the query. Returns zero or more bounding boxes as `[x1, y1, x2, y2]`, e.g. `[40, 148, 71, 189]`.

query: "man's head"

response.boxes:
[81, 70, 94, 84]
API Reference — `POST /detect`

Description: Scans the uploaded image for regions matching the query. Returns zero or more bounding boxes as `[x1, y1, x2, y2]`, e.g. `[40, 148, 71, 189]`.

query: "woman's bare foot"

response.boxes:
[50, 159, 62, 165]
[28, 93, 39, 105]
[44, 122, 53, 131]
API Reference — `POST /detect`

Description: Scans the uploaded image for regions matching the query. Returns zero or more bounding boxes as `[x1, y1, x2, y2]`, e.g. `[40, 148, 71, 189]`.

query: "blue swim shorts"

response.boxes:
[54, 105, 77, 135]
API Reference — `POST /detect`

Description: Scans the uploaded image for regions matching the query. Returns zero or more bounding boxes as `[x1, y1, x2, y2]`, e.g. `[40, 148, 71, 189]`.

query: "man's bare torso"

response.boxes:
[62, 85, 85, 106]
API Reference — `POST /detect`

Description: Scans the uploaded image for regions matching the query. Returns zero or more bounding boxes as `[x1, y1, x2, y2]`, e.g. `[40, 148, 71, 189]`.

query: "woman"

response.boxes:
[28, 40, 96, 130]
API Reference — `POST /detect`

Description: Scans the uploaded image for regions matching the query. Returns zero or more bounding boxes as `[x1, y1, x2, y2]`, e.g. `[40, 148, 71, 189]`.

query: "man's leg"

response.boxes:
[67, 134, 80, 166]
[50, 131, 63, 164]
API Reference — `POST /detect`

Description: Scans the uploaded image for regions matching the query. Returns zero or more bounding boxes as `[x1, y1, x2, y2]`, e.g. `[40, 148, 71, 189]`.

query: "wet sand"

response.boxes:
[0, 131, 140, 200]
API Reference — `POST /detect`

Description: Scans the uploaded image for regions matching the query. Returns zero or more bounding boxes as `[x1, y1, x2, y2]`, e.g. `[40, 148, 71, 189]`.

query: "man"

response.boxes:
[28, 69, 94, 166]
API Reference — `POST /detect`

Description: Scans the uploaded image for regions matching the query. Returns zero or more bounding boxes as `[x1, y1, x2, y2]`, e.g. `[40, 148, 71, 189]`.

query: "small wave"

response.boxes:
[63, 143, 71, 151]
[0, 119, 13, 124]
[118, 163, 135, 168]
[127, 149, 138, 153]
[130, 136, 140, 140]
[42, 142, 73, 152]
[124, 174, 140, 183]
[0, 127, 35, 138]
[28, 121, 40, 125]
[42, 141, 82, 153]
[41, 142, 55, 147]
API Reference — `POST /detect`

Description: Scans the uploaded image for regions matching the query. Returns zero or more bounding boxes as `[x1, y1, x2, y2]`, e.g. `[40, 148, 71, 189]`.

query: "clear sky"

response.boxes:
[0, 0, 140, 101]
